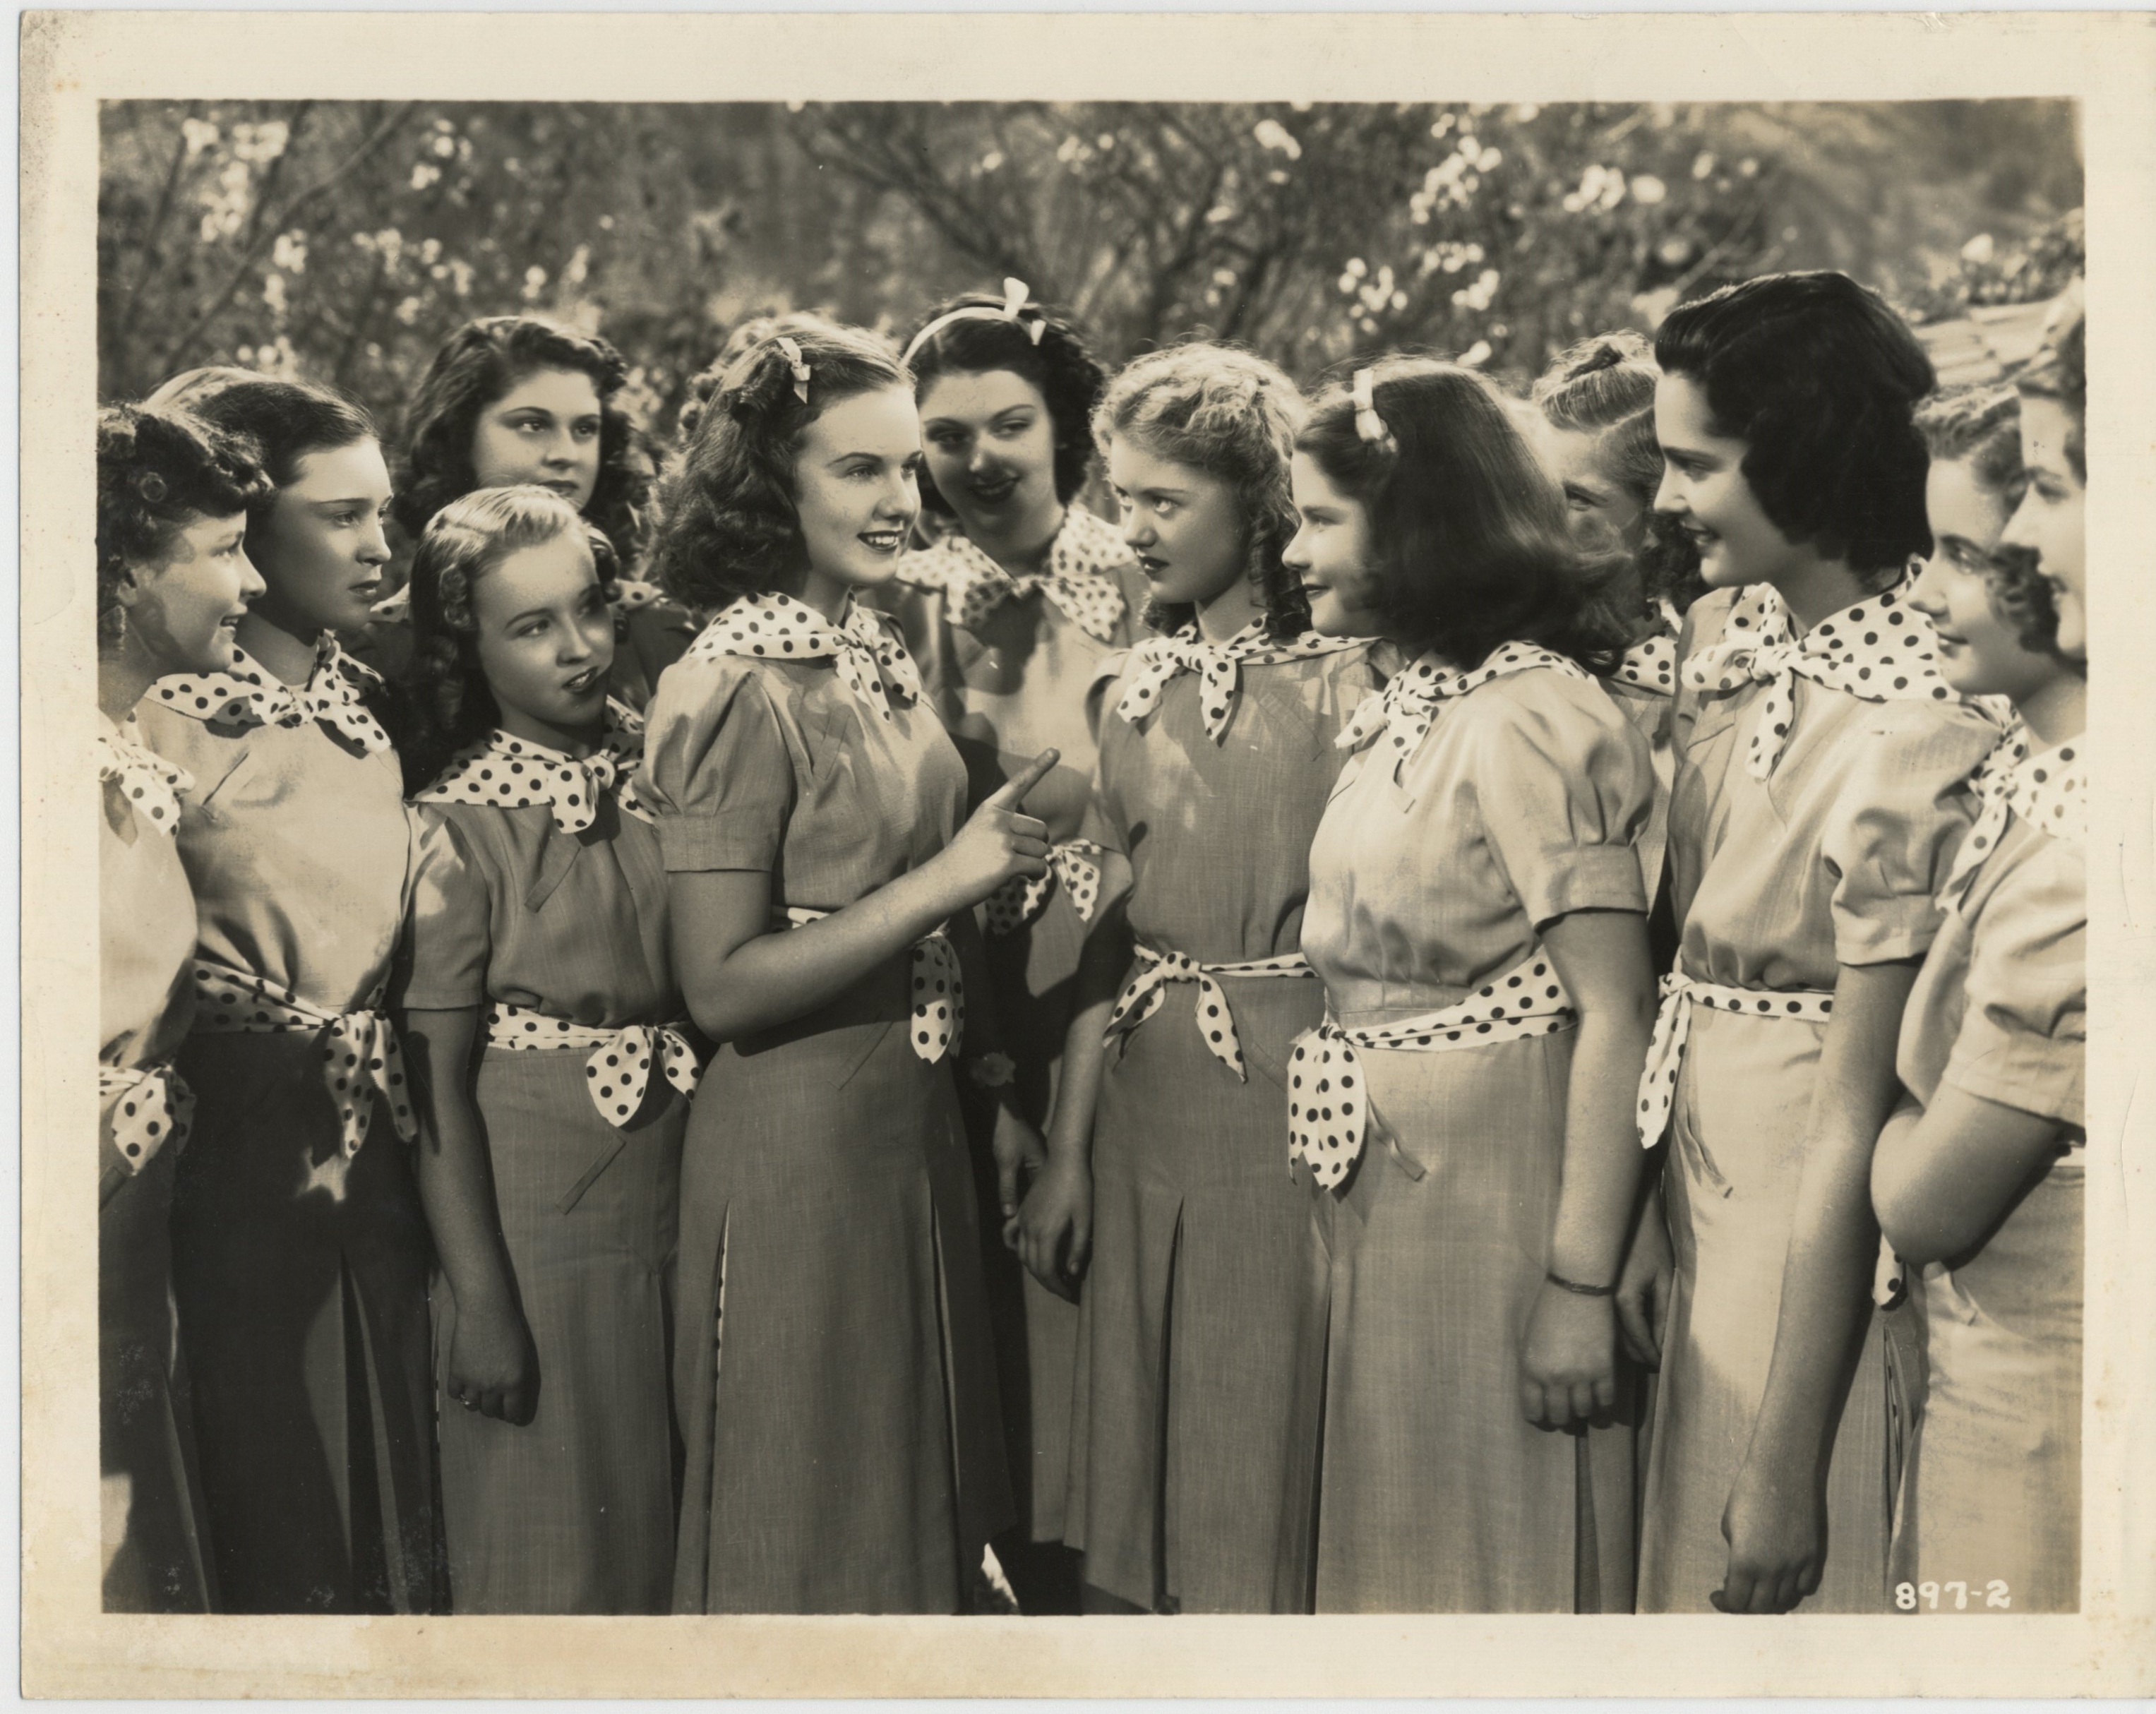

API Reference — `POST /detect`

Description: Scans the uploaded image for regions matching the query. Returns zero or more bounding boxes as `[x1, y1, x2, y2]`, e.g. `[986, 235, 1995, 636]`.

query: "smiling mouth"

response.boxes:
[563, 666, 603, 695]
[967, 475, 1018, 503]
[1137, 555, 1169, 577]
[858, 529, 904, 554]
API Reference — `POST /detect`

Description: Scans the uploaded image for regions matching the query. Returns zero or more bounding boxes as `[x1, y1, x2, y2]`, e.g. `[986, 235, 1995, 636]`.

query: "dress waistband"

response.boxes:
[484, 1000, 701, 1128]
[1634, 969, 1834, 1151]
[1103, 942, 1315, 1084]
[781, 906, 962, 1065]
[99, 1057, 193, 1174]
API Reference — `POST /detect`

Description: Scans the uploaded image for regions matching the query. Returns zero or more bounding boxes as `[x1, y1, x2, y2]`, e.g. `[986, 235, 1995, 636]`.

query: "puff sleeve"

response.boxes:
[1946, 837, 2086, 1127]
[1823, 700, 2000, 966]
[1474, 673, 1653, 928]
[637, 657, 797, 874]
[399, 809, 493, 1012]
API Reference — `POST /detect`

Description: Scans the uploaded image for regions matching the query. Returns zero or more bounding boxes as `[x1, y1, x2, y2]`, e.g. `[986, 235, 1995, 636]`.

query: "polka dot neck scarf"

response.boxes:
[187, 961, 416, 1159]
[1612, 599, 1684, 697]
[1115, 618, 1367, 743]
[484, 1002, 701, 1127]
[100, 1061, 193, 1174]
[148, 636, 394, 755]
[98, 713, 192, 834]
[417, 699, 651, 834]
[1941, 722, 2085, 909]
[903, 504, 1130, 645]
[1684, 577, 1957, 781]
[688, 592, 923, 721]
[1336, 642, 1588, 776]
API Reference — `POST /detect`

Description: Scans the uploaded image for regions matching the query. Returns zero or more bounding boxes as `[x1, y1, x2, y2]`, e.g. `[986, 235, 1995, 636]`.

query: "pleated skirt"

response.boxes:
[435, 1045, 685, 1614]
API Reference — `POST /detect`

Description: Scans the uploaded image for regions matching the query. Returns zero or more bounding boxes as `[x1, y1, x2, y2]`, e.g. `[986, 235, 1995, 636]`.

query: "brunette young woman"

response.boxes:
[380, 315, 680, 712]
[1999, 282, 2087, 664]
[1874, 379, 2086, 1612]
[133, 370, 436, 1613]
[1283, 359, 1655, 1612]
[1019, 343, 1381, 1614]
[95, 404, 268, 1611]
[397, 488, 690, 1612]
[1633, 272, 2000, 1614]
[640, 323, 1048, 1613]
[880, 282, 1149, 1590]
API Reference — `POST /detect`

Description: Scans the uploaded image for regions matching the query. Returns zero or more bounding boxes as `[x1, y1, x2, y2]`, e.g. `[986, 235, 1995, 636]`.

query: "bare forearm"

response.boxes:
[1873, 1083, 2066, 1266]
[404, 1014, 520, 1314]
[1043, 911, 1130, 1165]
[1547, 1006, 1654, 1288]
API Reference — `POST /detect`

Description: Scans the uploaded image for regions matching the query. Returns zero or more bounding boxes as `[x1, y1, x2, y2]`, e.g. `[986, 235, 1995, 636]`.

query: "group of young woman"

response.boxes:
[95, 266, 2088, 1618]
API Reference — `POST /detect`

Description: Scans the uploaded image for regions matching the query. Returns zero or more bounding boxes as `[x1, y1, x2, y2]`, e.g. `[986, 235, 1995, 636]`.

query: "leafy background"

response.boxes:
[100, 100, 2084, 445]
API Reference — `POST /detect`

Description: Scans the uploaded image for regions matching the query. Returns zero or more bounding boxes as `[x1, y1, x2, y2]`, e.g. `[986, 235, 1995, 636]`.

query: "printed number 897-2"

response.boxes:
[1896, 1580, 2011, 1610]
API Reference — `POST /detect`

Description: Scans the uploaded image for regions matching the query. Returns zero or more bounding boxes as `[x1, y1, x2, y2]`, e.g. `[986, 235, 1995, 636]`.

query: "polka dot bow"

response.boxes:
[417, 700, 648, 835]
[188, 962, 417, 1158]
[984, 838, 1105, 937]
[1336, 642, 1586, 774]
[97, 716, 193, 834]
[1941, 724, 2085, 909]
[784, 907, 964, 1063]
[689, 593, 923, 721]
[99, 1060, 193, 1173]
[149, 637, 393, 755]
[1684, 579, 1956, 781]
[1288, 947, 1576, 1191]
[904, 505, 1130, 645]
[1115, 618, 1367, 744]
[1102, 944, 1316, 1082]
[484, 1001, 701, 1126]
[1613, 632, 1679, 698]
[1635, 970, 1834, 1150]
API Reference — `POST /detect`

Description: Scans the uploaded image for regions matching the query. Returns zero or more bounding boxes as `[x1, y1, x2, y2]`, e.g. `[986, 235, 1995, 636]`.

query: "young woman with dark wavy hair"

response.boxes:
[641, 320, 1051, 1612]
[1283, 356, 1653, 1612]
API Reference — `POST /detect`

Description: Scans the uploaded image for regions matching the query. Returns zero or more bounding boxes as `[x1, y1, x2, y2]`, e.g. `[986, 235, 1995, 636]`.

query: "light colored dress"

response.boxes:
[1636, 582, 2000, 1614]
[137, 637, 436, 1614]
[1065, 618, 1380, 1613]
[1299, 649, 1653, 1612]
[403, 704, 688, 1613]
[641, 593, 1014, 1614]
[879, 503, 1150, 1543]
[98, 714, 213, 1612]
[1888, 729, 2085, 1612]
[1605, 601, 1682, 906]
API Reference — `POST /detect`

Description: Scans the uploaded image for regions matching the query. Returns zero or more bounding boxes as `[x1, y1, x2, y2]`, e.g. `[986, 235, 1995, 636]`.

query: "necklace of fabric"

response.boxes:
[902, 504, 1130, 645]
[1612, 597, 1684, 697]
[1115, 617, 1366, 743]
[1336, 642, 1588, 777]
[1683, 577, 1958, 780]
[147, 635, 393, 755]
[417, 698, 652, 833]
[1940, 721, 2085, 909]
[685, 592, 923, 721]
[98, 713, 193, 833]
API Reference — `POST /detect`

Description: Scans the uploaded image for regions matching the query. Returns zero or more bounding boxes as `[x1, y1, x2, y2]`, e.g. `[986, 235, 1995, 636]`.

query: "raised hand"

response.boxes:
[934, 748, 1058, 909]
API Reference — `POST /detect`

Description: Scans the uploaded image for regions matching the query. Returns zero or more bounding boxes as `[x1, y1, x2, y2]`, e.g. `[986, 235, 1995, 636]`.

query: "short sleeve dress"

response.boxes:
[1889, 735, 2085, 1612]
[1065, 621, 1382, 1614]
[1300, 654, 1653, 1613]
[640, 595, 1014, 1614]
[136, 638, 436, 1614]
[876, 502, 1151, 1545]
[1637, 584, 2001, 1614]
[97, 714, 213, 1612]
[1604, 604, 1682, 918]
[402, 707, 688, 1614]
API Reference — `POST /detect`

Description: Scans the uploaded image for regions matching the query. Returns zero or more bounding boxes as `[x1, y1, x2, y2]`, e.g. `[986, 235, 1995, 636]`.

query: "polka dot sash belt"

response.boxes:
[781, 906, 964, 1065]
[1635, 969, 1834, 1151]
[983, 838, 1105, 937]
[99, 1059, 193, 1174]
[1288, 947, 1576, 1192]
[1103, 943, 1317, 1084]
[483, 1002, 702, 1127]
[187, 961, 417, 1158]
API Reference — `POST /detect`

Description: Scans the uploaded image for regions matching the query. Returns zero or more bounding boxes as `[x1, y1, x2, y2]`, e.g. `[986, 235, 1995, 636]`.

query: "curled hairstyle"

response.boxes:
[676, 311, 854, 453]
[1915, 385, 2063, 659]
[1092, 343, 1307, 637]
[2014, 285, 2086, 484]
[1532, 331, 1701, 613]
[394, 316, 656, 565]
[96, 403, 270, 650]
[1655, 271, 1936, 580]
[906, 289, 1107, 514]
[145, 366, 376, 498]
[649, 323, 911, 614]
[1298, 358, 1629, 673]
[397, 486, 617, 791]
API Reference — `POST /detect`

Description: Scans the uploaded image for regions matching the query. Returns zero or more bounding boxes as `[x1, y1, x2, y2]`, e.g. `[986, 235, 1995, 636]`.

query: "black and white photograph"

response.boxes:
[22, 7, 2156, 1699]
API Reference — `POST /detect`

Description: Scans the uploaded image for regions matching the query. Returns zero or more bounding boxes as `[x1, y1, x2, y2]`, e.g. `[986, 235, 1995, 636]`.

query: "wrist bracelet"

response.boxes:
[1545, 1269, 1617, 1298]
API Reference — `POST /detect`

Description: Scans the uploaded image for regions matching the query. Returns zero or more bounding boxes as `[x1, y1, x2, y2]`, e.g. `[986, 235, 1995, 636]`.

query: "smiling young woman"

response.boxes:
[133, 368, 438, 1614]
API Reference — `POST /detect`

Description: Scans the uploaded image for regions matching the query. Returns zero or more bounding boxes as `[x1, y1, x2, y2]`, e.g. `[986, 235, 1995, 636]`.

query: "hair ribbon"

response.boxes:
[776, 336, 812, 405]
[1352, 368, 1394, 449]
[902, 277, 1047, 365]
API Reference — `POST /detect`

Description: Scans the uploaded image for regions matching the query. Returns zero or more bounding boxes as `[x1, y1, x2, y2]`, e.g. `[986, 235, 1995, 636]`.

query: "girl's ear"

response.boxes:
[111, 556, 149, 611]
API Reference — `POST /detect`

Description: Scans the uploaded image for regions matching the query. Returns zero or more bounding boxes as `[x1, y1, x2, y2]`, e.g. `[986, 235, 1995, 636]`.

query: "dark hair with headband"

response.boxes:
[1298, 357, 1628, 673]
[904, 279, 1108, 513]
[649, 322, 911, 614]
